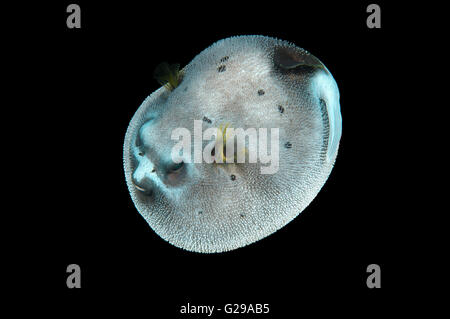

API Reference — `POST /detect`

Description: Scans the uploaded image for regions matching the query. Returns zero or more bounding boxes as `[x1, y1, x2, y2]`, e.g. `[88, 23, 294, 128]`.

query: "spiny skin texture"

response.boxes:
[123, 35, 342, 253]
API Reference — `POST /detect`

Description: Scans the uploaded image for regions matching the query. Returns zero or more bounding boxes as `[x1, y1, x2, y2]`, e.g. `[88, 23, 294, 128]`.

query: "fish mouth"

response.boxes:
[133, 183, 147, 192]
[132, 182, 153, 197]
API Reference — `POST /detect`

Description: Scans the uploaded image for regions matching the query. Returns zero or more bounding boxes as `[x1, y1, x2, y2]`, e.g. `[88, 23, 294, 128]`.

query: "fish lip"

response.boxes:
[134, 184, 146, 192]
[133, 182, 153, 196]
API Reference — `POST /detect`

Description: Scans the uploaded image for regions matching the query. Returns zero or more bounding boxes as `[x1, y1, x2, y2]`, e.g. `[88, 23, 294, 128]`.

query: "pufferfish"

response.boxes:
[123, 35, 342, 253]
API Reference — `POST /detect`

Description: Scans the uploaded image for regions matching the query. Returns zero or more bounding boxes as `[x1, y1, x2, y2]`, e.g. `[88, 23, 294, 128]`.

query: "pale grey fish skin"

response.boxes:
[123, 35, 342, 253]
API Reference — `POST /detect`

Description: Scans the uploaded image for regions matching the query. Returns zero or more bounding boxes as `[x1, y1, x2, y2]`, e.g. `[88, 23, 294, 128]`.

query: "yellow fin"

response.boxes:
[153, 62, 184, 91]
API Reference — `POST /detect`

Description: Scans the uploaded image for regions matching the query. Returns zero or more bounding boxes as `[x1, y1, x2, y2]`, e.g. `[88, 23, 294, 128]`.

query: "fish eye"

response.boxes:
[169, 161, 184, 172]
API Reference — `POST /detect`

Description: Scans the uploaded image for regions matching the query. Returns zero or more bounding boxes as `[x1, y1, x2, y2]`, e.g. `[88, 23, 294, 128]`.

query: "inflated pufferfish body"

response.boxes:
[123, 35, 342, 253]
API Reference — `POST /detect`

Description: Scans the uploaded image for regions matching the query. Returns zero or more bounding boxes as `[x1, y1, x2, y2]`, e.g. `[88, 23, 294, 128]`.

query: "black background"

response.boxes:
[10, 0, 421, 316]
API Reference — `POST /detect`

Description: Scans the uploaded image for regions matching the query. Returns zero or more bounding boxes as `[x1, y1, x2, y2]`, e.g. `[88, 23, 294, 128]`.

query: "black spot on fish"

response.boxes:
[220, 56, 229, 63]
[203, 116, 212, 124]
[240, 214, 245, 218]
[230, 174, 236, 181]
[218, 65, 226, 72]
[258, 89, 265, 96]
[278, 105, 284, 113]
[285, 142, 292, 149]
